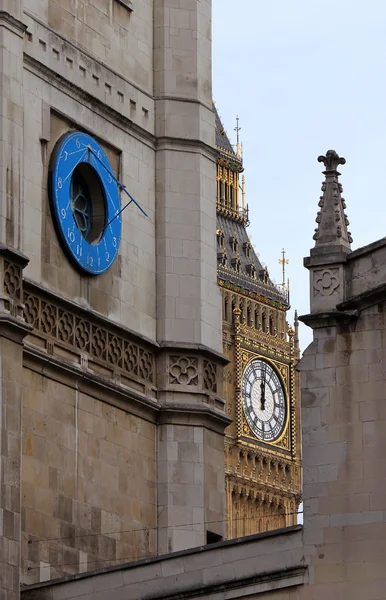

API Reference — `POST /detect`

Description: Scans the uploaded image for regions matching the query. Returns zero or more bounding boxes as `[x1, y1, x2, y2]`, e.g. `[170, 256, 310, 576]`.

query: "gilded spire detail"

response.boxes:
[313, 150, 352, 251]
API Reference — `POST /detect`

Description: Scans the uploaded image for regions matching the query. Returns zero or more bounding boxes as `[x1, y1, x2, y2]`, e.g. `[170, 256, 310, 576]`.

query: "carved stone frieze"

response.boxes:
[23, 287, 155, 385]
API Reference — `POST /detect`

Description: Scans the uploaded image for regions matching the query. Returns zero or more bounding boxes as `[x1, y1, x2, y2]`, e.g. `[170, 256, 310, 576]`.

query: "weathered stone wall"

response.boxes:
[23, 0, 153, 94]
[21, 367, 157, 585]
[298, 301, 386, 598]
[0, 0, 227, 594]
[297, 154, 386, 598]
[21, 526, 305, 600]
[21, 36, 156, 339]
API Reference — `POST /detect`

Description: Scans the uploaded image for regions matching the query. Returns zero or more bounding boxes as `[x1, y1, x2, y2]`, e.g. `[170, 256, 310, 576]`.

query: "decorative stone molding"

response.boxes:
[169, 356, 198, 386]
[23, 283, 155, 385]
[0, 245, 29, 319]
[239, 323, 291, 357]
[115, 0, 133, 10]
[203, 360, 217, 393]
[4, 261, 22, 301]
[313, 268, 340, 297]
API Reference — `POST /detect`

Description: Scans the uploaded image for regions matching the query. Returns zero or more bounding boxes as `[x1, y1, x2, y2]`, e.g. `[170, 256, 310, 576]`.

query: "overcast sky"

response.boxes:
[212, 0, 386, 351]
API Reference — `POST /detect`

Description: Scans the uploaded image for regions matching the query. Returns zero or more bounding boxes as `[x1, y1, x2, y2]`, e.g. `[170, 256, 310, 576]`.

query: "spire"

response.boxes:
[234, 115, 242, 157]
[312, 150, 352, 253]
[294, 310, 299, 352]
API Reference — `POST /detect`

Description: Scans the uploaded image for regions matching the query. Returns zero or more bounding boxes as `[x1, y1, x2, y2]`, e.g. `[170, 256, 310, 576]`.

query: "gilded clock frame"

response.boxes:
[233, 315, 297, 457]
[239, 350, 290, 449]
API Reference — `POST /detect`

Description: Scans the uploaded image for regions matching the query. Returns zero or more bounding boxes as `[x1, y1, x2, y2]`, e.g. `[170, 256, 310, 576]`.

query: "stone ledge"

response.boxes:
[299, 311, 358, 330]
[0, 10, 27, 36]
[156, 136, 217, 161]
[115, 0, 133, 11]
[347, 235, 386, 261]
[23, 54, 156, 149]
[158, 403, 231, 434]
[23, 343, 159, 424]
[0, 313, 33, 344]
[0, 244, 29, 268]
[337, 282, 386, 312]
[304, 250, 349, 268]
[21, 526, 304, 600]
[158, 341, 228, 366]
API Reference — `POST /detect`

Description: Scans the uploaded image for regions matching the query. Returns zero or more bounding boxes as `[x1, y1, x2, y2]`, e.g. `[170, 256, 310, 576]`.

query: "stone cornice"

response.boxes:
[304, 250, 349, 268]
[158, 341, 228, 366]
[0, 11, 27, 37]
[158, 404, 231, 434]
[346, 235, 386, 261]
[154, 95, 213, 113]
[23, 54, 156, 150]
[0, 243, 29, 268]
[23, 10, 152, 101]
[299, 310, 358, 330]
[0, 313, 33, 344]
[337, 282, 386, 312]
[23, 342, 159, 423]
[155, 136, 217, 161]
[21, 527, 305, 600]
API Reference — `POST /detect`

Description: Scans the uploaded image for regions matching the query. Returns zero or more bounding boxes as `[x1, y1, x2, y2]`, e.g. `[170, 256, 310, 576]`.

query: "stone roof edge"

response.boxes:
[22, 525, 303, 591]
[346, 236, 386, 261]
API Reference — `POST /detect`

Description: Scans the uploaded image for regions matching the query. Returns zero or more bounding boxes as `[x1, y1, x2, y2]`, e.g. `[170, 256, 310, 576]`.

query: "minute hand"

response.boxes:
[260, 366, 266, 411]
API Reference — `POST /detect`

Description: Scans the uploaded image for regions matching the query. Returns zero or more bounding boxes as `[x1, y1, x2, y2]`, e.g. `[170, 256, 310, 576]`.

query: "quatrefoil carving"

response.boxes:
[169, 356, 198, 386]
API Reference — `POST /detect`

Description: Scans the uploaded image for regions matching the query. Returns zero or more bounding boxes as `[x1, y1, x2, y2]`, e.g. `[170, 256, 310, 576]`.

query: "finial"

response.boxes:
[234, 115, 241, 145]
[312, 150, 352, 252]
[294, 310, 299, 350]
[235, 115, 242, 157]
[317, 150, 346, 173]
[278, 248, 289, 288]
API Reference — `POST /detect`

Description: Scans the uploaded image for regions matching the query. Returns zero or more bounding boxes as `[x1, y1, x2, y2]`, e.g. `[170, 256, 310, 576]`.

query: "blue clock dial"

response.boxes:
[49, 132, 121, 275]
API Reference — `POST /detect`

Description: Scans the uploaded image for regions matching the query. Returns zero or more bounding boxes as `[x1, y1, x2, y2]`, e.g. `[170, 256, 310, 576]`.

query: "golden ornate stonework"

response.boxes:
[214, 108, 302, 539]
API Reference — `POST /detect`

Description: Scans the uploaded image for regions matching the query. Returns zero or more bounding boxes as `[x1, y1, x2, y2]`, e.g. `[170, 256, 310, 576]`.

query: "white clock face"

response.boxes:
[242, 359, 287, 442]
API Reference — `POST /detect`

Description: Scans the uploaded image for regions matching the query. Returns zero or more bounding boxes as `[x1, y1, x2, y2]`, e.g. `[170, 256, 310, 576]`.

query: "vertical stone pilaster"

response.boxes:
[154, 1, 229, 554]
[0, 246, 31, 600]
[157, 350, 229, 554]
[154, 0, 221, 352]
[0, 8, 26, 250]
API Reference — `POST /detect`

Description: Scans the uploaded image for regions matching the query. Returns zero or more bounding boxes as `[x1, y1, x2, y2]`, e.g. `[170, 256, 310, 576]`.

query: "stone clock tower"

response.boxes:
[0, 1, 230, 597]
[214, 107, 302, 537]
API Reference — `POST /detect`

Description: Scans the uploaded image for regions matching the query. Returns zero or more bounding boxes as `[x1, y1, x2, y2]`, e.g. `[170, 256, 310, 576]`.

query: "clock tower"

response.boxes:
[214, 105, 302, 538]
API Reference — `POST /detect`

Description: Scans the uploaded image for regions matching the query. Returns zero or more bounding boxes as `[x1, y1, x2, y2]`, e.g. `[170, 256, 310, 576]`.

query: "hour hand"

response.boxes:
[260, 379, 266, 411]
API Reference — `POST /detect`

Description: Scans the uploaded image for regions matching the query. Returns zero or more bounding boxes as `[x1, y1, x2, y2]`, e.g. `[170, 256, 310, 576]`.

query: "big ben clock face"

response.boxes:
[49, 132, 122, 275]
[242, 359, 287, 442]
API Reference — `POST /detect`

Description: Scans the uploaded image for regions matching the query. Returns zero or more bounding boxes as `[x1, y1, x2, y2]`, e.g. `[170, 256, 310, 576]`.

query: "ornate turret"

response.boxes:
[312, 150, 352, 255]
[214, 103, 288, 307]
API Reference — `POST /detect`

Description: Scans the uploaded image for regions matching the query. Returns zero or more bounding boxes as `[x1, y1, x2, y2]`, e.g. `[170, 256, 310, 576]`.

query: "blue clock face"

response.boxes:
[49, 132, 121, 275]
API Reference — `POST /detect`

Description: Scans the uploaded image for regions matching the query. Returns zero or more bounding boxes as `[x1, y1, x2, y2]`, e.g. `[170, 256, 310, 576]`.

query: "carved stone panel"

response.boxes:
[310, 264, 344, 312]
[169, 356, 198, 386]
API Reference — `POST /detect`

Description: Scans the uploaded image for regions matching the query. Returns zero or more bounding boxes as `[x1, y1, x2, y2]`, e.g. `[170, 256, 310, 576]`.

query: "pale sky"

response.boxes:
[212, 0, 386, 351]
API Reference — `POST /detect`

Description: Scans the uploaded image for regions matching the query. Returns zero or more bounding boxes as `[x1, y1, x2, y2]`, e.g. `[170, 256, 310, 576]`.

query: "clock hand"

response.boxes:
[260, 381, 265, 411]
[260, 364, 266, 411]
